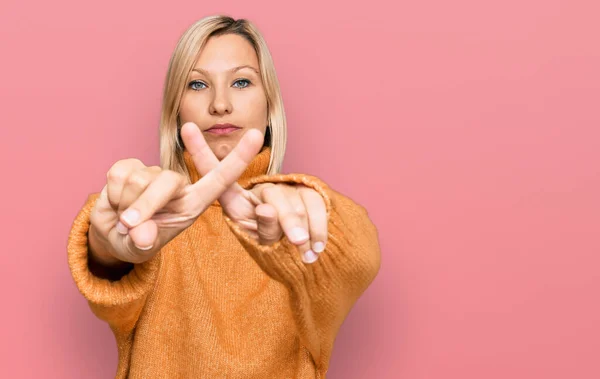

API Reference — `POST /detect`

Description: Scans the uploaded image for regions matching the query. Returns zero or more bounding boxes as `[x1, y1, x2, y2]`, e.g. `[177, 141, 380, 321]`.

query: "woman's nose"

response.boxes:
[209, 88, 232, 115]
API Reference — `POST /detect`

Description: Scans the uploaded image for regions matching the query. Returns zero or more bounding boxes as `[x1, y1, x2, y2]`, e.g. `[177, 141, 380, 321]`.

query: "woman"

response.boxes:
[67, 15, 381, 379]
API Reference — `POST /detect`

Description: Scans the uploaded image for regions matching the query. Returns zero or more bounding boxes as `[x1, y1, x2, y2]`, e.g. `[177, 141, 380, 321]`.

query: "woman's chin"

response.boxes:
[209, 142, 235, 161]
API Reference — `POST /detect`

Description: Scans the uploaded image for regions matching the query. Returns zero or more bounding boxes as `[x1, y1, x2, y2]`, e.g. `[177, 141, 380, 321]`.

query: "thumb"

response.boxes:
[110, 219, 159, 263]
[255, 203, 283, 246]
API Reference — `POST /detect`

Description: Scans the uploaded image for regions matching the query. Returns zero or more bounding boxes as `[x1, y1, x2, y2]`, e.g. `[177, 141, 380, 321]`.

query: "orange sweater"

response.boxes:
[67, 146, 381, 379]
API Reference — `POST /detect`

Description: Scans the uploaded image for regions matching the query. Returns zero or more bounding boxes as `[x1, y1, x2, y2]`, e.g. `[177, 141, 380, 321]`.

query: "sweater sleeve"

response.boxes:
[223, 173, 381, 374]
[67, 193, 161, 336]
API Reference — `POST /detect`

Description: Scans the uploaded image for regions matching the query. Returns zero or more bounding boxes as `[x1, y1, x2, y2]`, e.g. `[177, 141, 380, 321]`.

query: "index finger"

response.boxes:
[180, 122, 220, 176]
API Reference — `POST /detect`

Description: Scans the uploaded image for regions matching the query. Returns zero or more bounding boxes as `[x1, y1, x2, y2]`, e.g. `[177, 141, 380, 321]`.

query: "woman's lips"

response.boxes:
[205, 127, 241, 135]
[206, 123, 241, 135]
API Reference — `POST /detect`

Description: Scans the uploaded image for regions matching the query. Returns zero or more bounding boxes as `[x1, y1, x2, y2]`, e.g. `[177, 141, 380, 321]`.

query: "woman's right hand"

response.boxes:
[88, 122, 264, 265]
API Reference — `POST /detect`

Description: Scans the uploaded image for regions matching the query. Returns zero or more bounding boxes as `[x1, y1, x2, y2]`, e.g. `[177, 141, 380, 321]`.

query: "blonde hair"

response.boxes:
[159, 15, 287, 182]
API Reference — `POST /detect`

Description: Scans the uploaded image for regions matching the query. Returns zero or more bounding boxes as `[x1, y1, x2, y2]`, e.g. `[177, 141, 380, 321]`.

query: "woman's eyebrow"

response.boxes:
[192, 65, 259, 76]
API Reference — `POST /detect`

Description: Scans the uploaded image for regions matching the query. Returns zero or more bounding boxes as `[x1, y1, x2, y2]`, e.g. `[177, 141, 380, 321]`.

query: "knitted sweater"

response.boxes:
[67, 146, 381, 379]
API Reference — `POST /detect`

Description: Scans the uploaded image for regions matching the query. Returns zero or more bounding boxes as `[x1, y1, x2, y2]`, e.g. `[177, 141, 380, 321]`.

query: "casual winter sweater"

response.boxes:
[67, 145, 381, 379]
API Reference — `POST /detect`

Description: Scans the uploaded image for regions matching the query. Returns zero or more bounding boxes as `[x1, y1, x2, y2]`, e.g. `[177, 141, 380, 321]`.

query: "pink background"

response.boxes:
[1, 0, 599, 378]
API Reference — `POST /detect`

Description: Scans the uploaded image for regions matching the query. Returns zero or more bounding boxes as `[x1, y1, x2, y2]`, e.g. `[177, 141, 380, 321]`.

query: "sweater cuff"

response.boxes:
[224, 173, 334, 285]
[67, 194, 160, 307]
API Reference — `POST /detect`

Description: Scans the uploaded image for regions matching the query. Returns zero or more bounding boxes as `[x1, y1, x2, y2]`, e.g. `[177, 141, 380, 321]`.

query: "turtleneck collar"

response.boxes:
[182, 145, 272, 185]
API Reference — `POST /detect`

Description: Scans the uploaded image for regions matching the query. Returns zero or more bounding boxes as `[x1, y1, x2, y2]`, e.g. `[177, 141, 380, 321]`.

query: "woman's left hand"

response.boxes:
[227, 182, 328, 264]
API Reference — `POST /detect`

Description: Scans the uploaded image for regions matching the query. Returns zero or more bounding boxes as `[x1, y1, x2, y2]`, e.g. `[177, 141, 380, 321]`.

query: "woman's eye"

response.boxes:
[233, 79, 251, 89]
[189, 81, 207, 91]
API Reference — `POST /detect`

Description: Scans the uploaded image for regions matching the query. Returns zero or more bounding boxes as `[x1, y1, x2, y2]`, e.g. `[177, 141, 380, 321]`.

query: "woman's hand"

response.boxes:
[248, 183, 328, 263]
[88, 122, 264, 265]
[183, 121, 328, 264]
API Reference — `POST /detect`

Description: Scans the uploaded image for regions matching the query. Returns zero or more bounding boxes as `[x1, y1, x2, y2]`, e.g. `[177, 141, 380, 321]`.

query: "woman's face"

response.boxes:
[179, 33, 268, 161]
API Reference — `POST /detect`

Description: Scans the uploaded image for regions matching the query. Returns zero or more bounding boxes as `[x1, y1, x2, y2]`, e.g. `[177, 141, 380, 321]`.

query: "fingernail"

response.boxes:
[302, 249, 319, 264]
[116, 221, 128, 235]
[121, 209, 140, 226]
[313, 241, 325, 253]
[134, 243, 153, 251]
[289, 227, 309, 244]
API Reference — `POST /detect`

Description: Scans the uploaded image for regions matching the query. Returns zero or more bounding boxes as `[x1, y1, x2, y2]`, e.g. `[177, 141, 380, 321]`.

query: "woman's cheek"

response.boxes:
[180, 95, 206, 122]
[249, 93, 269, 124]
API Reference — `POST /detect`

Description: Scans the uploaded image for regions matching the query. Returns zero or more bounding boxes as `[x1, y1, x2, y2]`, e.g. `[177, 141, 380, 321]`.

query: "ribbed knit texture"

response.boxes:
[67, 146, 381, 379]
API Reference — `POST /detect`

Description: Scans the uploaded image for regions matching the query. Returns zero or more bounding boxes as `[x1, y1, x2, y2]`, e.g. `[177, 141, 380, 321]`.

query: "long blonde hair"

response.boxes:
[159, 15, 287, 182]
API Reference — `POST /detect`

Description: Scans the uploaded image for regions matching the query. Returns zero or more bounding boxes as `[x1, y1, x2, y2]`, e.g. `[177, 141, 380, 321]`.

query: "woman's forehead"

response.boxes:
[195, 34, 258, 72]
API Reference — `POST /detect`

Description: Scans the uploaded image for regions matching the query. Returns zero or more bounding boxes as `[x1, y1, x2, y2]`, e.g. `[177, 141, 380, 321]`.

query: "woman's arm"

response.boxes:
[223, 173, 381, 374]
[67, 193, 161, 336]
